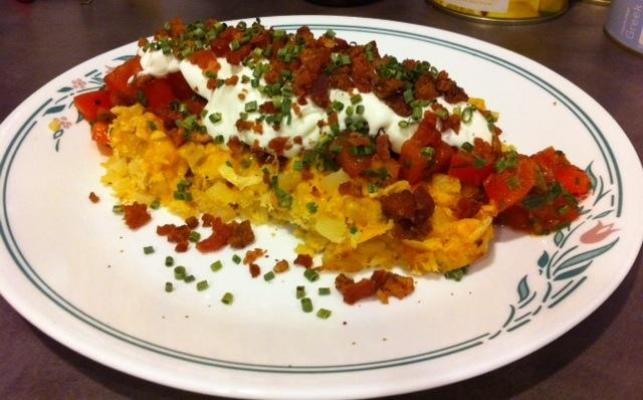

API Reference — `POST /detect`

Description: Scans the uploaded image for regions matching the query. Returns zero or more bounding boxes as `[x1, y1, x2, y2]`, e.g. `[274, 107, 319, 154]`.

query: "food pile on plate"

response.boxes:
[74, 18, 591, 303]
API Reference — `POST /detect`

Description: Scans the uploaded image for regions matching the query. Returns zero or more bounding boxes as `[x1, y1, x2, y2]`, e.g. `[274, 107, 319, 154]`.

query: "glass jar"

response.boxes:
[430, 0, 569, 23]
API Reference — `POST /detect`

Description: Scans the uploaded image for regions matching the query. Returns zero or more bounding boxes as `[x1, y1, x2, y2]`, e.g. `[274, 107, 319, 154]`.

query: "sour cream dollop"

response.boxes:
[138, 49, 494, 156]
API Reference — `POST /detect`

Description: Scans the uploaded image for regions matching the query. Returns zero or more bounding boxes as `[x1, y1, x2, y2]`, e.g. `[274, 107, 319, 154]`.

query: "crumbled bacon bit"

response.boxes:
[244, 248, 267, 265]
[268, 137, 290, 156]
[294, 254, 313, 269]
[379, 186, 435, 239]
[88, 192, 100, 203]
[123, 202, 151, 229]
[185, 216, 199, 229]
[175, 241, 189, 252]
[224, 75, 239, 85]
[196, 217, 231, 252]
[335, 270, 415, 305]
[338, 181, 363, 197]
[249, 263, 261, 278]
[228, 220, 255, 248]
[273, 259, 289, 273]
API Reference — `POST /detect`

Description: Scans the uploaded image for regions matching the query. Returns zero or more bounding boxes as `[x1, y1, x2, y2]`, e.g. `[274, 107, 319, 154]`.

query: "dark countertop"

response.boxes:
[0, 0, 641, 399]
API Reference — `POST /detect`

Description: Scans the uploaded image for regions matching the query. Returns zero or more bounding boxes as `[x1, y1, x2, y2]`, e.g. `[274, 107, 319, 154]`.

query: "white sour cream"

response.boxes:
[138, 50, 493, 156]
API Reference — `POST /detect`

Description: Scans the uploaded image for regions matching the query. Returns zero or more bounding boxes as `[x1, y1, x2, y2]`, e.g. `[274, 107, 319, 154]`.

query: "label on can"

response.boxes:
[442, 0, 510, 12]
[605, 0, 643, 54]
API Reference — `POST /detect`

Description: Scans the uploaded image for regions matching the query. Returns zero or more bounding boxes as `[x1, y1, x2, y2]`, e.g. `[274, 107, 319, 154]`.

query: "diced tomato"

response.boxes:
[484, 157, 537, 212]
[554, 165, 591, 196]
[142, 78, 175, 114]
[104, 56, 142, 99]
[165, 72, 195, 100]
[73, 90, 112, 123]
[91, 121, 112, 155]
[532, 147, 591, 197]
[448, 149, 494, 187]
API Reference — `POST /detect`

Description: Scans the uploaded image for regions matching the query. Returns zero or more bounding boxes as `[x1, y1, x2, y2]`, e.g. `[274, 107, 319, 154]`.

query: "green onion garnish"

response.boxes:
[461, 142, 474, 152]
[316, 308, 332, 319]
[210, 260, 223, 272]
[221, 292, 234, 305]
[306, 202, 318, 214]
[196, 280, 209, 291]
[143, 246, 154, 255]
[209, 112, 222, 124]
[245, 100, 258, 112]
[301, 297, 313, 313]
[188, 231, 201, 243]
[304, 269, 319, 282]
[150, 199, 161, 210]
[296, 285, 306, 299]
[350, 94, 362, 104]
[232, 255, 241, 264]
[356, 105, 365, 115]
[332, 100, 344, 112]
[461, 107, 474, 123]
[165, 256, 174, 267]
[214, 134, 225, 144]
[112, 205, 124, 214]
[318, 287, 331, 296]
[184, 275, 196, 283]
[165, 282, 173, 293]
[398, 120, 410, 128]
[264, 271, 275, 282]
[174, 266, 186, 280]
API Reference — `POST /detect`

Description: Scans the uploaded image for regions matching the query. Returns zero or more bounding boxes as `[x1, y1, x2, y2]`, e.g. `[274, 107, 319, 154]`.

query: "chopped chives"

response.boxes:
[398, 120, 410, 128]
[184, 275, 196, 283]
[403, 88, 414, 104]
[306, 202, 318, 214]
[462, 107, 474, 123]
[355, 104, 365, 115]
[196, 280, 209, 291]
[332, 100, 344, 112]
[174, 266, 186, 280]
[230, 39, 240, 50]
[301, 297, 313, 313]
[244, 100, 258, 112]
[461, 142, 474, 152]
[221, 292, 234, 305]
[165, 256, 174, 267]
[112, 205, 124, 214]
[296, 285, 306, 299]
[304, 269, 320, 282]
[316, 308, 332, 319]
[232, 254, 242, 264]
[165, 282, 173, 293]
[188, 231, 201, 243]
[210, 260, 223, 272]
[143, 246, 154, 255]
[214, 134, 225, 144]
[318, 287, 331, 295]
[149, 199, 161, 210]
[209, 112, 222, 123]
[263, 271, 275, 281]
[350, 94, 362, 104]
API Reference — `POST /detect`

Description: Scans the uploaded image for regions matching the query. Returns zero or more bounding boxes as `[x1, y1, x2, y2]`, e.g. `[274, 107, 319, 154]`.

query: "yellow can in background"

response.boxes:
[430, 0, 568, 23]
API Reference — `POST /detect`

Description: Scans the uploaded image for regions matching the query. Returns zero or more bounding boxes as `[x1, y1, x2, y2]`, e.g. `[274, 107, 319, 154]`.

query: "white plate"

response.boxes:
[0, 15, 641, 400]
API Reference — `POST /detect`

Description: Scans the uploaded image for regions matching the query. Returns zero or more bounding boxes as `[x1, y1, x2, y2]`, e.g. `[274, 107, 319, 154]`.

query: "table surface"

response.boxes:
[1, 0, 641, 399]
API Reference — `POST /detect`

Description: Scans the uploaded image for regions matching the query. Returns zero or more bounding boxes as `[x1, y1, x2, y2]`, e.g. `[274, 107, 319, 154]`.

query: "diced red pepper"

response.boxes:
[74, 90, 112, 123]
[484, 157, 537, 212]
